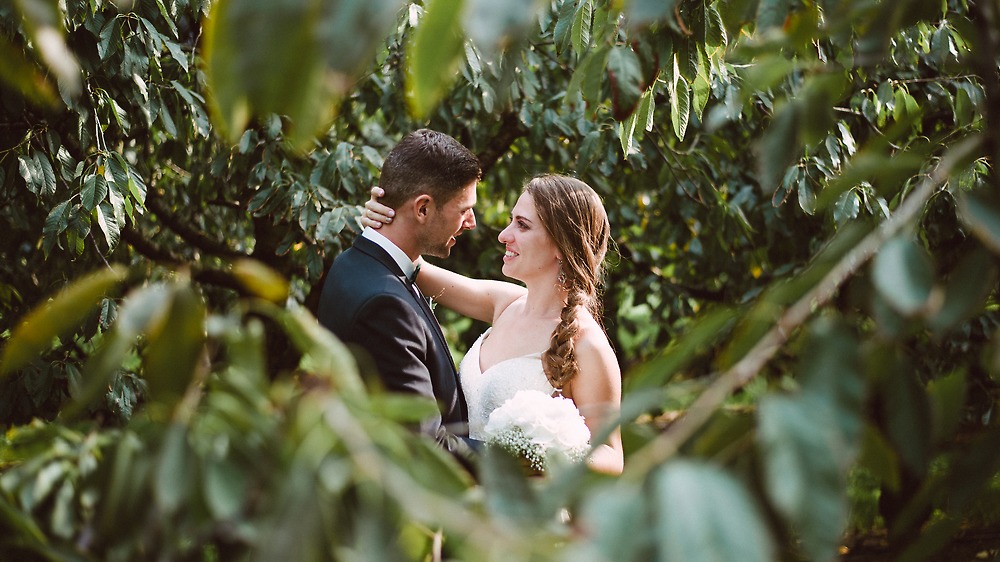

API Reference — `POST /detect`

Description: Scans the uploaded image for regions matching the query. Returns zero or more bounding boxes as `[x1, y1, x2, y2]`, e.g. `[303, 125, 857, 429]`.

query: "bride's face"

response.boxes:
[497, 192, 561, 284]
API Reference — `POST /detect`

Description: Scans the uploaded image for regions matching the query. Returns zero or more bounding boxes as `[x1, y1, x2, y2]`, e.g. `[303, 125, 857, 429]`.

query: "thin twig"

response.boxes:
[624, 135, 982, 478]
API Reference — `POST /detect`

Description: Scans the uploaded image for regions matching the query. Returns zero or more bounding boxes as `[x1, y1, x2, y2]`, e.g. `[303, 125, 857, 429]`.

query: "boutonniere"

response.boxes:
[427, 295, 436, 312]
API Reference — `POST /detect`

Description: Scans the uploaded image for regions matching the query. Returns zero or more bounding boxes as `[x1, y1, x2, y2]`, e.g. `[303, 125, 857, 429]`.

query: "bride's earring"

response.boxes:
[556, 259, 567, 286]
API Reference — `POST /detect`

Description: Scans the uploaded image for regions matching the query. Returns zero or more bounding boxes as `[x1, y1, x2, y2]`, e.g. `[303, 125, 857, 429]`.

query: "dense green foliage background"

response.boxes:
[1, 0, 999, 560]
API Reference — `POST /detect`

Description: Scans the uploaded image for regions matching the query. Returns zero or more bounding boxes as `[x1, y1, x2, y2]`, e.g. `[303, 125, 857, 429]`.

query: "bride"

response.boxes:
[364, 174, 624, 475]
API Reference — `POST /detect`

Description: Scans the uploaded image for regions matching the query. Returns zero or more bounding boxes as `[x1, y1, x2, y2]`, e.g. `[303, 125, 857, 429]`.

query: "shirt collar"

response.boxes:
[362, 227, 418, 280]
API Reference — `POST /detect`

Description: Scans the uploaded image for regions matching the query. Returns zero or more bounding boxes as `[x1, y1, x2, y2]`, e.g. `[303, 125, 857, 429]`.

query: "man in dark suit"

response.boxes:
[317, 129, 481, 449]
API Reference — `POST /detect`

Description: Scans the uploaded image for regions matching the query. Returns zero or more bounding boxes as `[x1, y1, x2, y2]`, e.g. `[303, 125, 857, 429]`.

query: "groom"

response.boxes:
[317, 129, 481, 451]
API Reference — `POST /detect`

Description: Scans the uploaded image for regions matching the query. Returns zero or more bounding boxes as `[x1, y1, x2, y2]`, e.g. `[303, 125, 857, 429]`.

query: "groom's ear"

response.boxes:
[412, 194, 433, 224]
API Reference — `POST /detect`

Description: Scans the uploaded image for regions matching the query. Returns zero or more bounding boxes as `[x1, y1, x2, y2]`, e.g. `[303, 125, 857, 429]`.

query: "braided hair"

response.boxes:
[525, 175, 610, 391]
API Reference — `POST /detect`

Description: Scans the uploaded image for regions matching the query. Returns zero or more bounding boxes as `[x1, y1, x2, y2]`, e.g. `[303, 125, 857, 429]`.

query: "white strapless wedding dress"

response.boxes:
[459, 328, 556, 439]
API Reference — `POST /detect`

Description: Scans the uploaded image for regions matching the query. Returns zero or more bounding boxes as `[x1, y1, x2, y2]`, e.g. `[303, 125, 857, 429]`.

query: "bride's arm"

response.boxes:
[361, 187, 525, 324]
[413, 259, 524, 324]
[571, 323, 625, 475]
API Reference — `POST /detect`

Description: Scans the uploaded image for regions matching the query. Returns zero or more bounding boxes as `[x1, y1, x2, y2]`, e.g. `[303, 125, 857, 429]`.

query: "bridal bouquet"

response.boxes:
[482, 390, 591, 473]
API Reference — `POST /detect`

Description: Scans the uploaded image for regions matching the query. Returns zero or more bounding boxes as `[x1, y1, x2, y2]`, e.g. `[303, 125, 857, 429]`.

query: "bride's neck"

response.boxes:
[522, 282, 568, 319]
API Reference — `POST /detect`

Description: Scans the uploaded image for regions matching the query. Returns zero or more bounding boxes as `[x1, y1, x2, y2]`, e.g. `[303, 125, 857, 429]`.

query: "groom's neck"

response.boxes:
[378, 223, 420, 262]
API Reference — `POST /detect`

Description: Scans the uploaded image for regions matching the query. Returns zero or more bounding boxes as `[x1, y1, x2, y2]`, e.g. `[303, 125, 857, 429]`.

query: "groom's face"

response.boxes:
[419, 180, 477, 258]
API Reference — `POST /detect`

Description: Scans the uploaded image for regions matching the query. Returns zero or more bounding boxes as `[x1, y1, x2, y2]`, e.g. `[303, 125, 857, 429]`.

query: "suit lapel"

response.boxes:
[353, 237, 457, 373]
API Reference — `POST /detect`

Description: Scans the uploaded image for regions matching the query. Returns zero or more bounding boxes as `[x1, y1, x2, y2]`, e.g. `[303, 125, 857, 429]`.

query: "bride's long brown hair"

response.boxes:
[525, 175, 610, 391]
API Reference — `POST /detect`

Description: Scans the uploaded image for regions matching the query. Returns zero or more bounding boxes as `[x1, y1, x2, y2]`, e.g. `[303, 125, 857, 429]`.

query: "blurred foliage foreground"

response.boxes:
[2, 0, 1000, 560]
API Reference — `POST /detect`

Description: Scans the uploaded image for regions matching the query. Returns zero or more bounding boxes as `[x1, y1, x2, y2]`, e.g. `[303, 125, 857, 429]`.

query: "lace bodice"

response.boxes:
[459, 328, 556, 439]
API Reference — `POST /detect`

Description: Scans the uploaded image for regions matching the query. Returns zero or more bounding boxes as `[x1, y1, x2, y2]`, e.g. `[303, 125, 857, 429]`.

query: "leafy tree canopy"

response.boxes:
[0, 0, 999, 560]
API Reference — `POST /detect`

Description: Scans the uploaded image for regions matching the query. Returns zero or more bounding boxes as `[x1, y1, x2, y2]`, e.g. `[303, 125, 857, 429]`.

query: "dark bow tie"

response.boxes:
[409, 263, 421, 283]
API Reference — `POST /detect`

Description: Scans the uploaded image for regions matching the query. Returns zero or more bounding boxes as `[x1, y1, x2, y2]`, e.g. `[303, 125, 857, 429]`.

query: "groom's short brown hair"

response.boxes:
[378, 129, 481, 208]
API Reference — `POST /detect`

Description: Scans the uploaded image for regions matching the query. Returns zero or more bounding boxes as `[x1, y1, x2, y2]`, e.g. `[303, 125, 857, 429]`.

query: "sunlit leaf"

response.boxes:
[1, 266, 127, 376]
[406, 0, 465, 118]
[143, 283, 206, 409]
[14, 0, 82, 97]
[231, 259, 290, 303]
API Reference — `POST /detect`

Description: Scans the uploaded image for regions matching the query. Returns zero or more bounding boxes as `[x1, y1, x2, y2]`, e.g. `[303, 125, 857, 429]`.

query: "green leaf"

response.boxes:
[479, 446, 543, 524]
[406, 0, 466, 118]
[927, 372, 966, 445]
[0, 34, 59, 107]
[833, 189, 861, 224]
[873, 349, 932, 473]
[566, 44, 610, 107]
[624, 0, 679, 27]
[462, 0, 539, 60]
[41, 199, 71, 256]
[155, 423, 193, 516]
[577, 482, 652, 560]
[626, 306, 739, 391]
[18, 153, 39, 194]
[654, 460, 775, 562]
[552, 0, 577, 52]
[67, 283, 173, 417]
[797, 169, 816, 214]
[758, 395, 846, 561]
[1, 265, 127, 376]
[957, 190, 1000, 254]
[571, 0, 593, 55]
[97, 16, 118, 60]
[34, 152, 56, 196]
[204, 0, 402, 146]
[670, 75, 691, 140]
[757, 0, 792, 31]
[204, 457, 248, 519]
[798, 317, 865, 452]
[368, 393, 440, 423]
[929, 246, 998, 334]
[871, 236, 934, 316]
[691, 56, 711, 120]
[273, 305, 364, 396]
[757, 101, 800, 192]
[607, 45, 644, 121]
[96, 201, 120, 249]
[143, 283, 206, 409]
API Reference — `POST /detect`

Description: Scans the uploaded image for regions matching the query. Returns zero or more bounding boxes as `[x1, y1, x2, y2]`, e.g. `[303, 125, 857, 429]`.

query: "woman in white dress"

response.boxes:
[364, 175, 624, 475]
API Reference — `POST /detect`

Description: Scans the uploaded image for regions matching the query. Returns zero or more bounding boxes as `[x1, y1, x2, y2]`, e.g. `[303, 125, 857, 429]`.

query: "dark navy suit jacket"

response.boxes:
[317, 235, 470, 441]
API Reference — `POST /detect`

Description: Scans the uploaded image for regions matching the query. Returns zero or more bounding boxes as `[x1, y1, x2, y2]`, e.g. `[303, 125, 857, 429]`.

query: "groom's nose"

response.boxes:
[464, 209, 476, 230]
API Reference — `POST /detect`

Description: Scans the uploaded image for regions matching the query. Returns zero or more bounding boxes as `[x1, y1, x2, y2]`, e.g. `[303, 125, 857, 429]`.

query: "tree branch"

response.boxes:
[624, 136, 984, 478]
[145, 195, 247, 259]
[474, 110, 527, 176]
[121, 228, 249, 295]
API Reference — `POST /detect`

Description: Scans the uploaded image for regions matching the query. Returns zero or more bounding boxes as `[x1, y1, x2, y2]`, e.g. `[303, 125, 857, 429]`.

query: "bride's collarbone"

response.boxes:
[480, 322, 554, 368]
